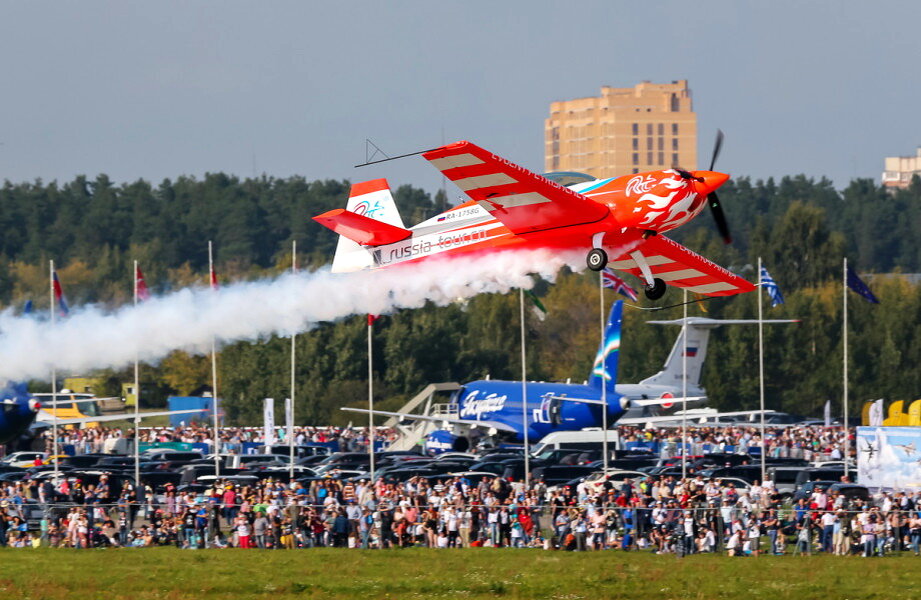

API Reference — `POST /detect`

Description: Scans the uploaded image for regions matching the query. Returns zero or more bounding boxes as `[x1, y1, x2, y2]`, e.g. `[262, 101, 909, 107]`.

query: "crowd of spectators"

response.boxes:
[0, 423, 909, 554]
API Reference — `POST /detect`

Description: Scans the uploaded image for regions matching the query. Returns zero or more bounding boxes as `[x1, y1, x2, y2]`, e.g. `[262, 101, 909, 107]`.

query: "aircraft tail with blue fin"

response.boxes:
[588, 300, 623, 393]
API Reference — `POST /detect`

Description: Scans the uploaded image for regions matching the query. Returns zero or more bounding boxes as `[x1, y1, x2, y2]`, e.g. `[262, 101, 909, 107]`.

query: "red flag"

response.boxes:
[52, 270, 69, 317]
[367, 315, 378, 326]
[135, 265, 151, 301]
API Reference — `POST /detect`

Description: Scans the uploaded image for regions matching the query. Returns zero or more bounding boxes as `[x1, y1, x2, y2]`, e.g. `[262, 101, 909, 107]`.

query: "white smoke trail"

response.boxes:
[0, 248, 586, 381]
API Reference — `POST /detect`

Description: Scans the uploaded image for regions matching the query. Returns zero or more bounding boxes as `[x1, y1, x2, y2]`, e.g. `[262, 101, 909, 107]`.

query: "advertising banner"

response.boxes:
[857, 426, 921, 491]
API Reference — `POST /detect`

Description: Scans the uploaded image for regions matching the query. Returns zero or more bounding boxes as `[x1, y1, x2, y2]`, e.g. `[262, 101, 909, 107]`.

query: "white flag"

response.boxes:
[285, 397, 293, 445]
[869, 399, 885, 427]
[263, 398, 276, 446]
[824, 400, 831, 428]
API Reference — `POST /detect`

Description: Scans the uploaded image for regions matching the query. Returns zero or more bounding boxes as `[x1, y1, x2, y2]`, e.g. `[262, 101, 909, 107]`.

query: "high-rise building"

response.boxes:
[882, 147, 921, 189]
[544, 80, 697, 179]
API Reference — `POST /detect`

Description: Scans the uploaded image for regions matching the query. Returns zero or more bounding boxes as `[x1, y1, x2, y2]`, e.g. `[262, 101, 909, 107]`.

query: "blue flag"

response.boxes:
[759, 266, 784, 307]
[846, 265, 879, 304]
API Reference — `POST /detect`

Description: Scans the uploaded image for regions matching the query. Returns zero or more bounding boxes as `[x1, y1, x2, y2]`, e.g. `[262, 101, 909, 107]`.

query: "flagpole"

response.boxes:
[133, 260, 141, 488]
[843, 257, 849, 478]
[758, 257, 766, 485]
[681, 288, 688, 480]
[49, 260, 58, 479]
[520, 288, 530, 488]
[209, 241, 220, 478]
[289, 240, 297, 482]
[367, 315, 375, 480]
[599, 272, 608, 473]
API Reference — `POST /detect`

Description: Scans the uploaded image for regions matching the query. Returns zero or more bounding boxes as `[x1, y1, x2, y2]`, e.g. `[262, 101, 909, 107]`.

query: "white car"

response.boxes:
[1, 451, 47, 468]
[582, 470, 647, 496]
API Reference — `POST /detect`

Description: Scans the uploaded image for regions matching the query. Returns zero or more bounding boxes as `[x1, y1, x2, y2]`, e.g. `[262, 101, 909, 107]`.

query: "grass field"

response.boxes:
[2, 548, 917, 599]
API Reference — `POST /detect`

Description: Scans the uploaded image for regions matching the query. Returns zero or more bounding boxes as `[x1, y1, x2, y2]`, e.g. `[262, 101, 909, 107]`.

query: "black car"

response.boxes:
[531, 465, 596, 486]
[827, 483, 870, 503]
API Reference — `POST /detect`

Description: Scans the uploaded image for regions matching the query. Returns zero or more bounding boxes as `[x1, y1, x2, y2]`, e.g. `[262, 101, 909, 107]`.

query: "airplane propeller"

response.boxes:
[705, 129, 732, 244]
[673, 129, 732, 244]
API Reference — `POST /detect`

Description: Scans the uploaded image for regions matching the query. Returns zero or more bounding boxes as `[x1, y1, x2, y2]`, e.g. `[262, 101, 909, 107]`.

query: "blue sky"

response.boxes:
[1, 1, 918, 193]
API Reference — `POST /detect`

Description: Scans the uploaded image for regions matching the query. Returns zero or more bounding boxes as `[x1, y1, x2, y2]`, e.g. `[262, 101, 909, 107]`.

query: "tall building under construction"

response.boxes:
[545, 80, 697, 179]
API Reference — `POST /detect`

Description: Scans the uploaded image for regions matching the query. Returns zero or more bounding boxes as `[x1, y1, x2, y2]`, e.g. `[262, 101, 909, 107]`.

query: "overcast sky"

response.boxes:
[1, 1, 918, 195]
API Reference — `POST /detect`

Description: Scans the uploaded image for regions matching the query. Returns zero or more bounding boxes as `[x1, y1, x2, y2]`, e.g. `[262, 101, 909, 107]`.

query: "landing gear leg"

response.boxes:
[586, 248, 608, 271]
[628, 249, 668, 300]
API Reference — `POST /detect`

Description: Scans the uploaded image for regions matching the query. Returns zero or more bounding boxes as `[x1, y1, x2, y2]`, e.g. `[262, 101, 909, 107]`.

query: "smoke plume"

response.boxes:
[0, 249, 585, 381]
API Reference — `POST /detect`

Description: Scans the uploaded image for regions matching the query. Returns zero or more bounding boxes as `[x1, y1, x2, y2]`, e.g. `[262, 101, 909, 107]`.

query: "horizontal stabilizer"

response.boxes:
[313, 208, 412, 246]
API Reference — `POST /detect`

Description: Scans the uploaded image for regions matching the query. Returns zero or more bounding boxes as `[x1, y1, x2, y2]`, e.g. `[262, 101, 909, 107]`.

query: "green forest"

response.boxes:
[3, 173, 921, 424]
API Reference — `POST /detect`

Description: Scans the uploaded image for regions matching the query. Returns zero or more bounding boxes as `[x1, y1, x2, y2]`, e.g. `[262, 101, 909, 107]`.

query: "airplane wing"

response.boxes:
[422, 141, 609, 234]
[610, 235, 756, 296]
[340, 406, 516, 433]
[312, 208, 412, 246]
[630, 396, 706, 408]
[617, 409, 775, 426]
[35, 409, 202, 427]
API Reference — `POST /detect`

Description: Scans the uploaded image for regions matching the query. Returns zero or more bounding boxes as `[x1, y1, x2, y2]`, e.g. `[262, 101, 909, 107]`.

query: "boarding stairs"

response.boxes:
[384, 382, 461, 451]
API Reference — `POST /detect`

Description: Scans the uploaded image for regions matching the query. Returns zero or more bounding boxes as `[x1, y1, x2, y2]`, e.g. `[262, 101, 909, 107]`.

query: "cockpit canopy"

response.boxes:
[541, 171, 597, 188]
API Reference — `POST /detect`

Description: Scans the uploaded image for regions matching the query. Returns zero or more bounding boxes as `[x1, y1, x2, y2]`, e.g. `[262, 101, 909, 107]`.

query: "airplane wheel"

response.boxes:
[644, 278, 667, 300]
[586, 248, 607, 271]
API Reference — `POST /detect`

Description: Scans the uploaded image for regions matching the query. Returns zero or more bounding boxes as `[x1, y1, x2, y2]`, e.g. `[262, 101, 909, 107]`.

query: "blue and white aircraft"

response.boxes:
[0, 381, 200, 448]
[344, 303, 796, 453]
[0, 382, 43, 445]
[345, 301, 643, 451]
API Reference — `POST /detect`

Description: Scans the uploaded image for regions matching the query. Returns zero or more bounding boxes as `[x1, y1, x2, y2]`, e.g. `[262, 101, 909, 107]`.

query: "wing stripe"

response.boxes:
[609, 255, 673, 269]
[655, 268, 707, 282]
[428, 153, 484, 170]
[476, 192, 550, 209]
[686, 281, 737, 294]
[453, 173, 517, 192]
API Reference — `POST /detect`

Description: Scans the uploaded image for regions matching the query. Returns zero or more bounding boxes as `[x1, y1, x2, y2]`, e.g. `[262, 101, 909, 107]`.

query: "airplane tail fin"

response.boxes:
[588, 300, 623, 392]
[321, 179, 407, 273]
[638, 320, 712, 391]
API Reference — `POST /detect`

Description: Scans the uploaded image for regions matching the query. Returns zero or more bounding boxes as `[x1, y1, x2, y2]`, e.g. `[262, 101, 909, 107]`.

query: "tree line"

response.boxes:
[3, 172, 920, 423]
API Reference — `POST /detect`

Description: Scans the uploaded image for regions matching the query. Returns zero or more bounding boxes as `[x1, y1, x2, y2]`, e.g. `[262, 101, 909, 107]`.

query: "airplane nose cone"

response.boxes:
[692, 171, 730, 195]
[28, 399, 41, 412]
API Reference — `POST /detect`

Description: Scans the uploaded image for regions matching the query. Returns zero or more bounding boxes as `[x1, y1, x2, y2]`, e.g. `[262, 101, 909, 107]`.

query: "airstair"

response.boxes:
[384, 382, 461, 451]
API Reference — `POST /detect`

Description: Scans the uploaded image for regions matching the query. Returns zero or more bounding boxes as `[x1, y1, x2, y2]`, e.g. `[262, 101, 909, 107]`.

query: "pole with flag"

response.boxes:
[758, 262, 784, 482]
[599, 271, 608, 473]
[602, 268, 638, 301]
[208, 241, 220, 477]
[842, 258, 880, 477]
[367, 313, 377, 480]
[519, 288, 530, 487]
[757, 258, 766, 483]
[289, 240, 297, 481]
[49, 261, 59, 479]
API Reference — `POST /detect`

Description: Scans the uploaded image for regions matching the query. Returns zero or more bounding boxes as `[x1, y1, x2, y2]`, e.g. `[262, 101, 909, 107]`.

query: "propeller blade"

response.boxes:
[708, 129, 724, 171]
[708, 191, 732, 244]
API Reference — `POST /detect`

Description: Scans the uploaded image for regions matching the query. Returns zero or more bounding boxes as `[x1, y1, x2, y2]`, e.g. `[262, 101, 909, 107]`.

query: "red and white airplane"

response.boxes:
[313, 135, 754, 300]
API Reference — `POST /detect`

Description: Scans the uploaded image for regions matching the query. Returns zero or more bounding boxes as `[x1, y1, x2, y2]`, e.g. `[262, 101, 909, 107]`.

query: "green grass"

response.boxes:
[1, 548, 917, 599]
